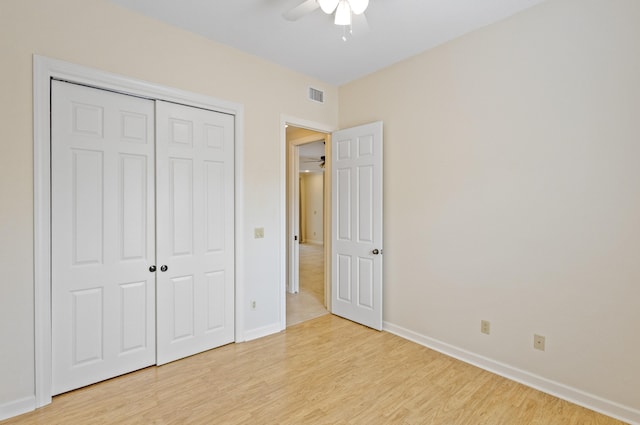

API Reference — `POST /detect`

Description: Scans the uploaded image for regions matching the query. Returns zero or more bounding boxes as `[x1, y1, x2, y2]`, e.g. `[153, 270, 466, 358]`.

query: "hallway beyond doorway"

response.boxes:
[286, 243, 328, 326]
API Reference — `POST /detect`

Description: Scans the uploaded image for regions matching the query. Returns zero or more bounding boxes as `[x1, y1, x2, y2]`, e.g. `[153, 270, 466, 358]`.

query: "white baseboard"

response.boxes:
[383, 321, 640, 425]
[242, 322, 283, 342]
[0, 395, 35, 421]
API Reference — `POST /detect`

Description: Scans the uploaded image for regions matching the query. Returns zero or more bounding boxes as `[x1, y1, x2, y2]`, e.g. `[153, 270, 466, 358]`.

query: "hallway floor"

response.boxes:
[286, 243, 328, 326]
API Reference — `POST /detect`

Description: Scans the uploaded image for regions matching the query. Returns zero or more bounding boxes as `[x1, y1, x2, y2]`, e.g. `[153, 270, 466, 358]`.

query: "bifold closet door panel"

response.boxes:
[155, 101, 235, 365]
[51, 80, 156, 395]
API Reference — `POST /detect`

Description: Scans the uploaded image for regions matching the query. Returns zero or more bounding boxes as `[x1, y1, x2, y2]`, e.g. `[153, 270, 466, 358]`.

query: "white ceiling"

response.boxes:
[107, 0, 547, 86]
[293, 133, 326, 172]
[299, 140, 325, 157]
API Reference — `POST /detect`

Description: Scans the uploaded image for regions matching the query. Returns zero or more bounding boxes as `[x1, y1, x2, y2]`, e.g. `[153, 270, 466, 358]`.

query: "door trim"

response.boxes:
[280, 115, 334, 330]
[33, 55, 245, 407]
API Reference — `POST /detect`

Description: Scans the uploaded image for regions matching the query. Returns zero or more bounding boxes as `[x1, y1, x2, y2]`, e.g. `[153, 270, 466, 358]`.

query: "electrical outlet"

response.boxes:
[534, 334, 546, 351]
[481, 320, 491, 335]
[254, 227, 264, 239]
[251, 300, 256, 310]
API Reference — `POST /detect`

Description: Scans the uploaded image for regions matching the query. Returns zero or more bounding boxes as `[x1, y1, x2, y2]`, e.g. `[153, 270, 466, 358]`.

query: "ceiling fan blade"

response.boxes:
[283, 0, 320, 21]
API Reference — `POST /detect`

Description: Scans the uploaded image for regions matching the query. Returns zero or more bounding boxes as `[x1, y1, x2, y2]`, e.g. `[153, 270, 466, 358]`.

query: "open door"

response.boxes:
[331, 121, 383, 330]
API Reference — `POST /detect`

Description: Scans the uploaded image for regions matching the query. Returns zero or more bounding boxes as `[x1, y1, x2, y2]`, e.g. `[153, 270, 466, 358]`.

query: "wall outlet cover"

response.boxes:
[481, 320, 491, 335]
[534, 334, 546, 351]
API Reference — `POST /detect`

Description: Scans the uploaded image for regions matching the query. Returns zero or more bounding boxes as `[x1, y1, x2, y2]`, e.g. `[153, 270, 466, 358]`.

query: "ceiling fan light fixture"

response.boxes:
[317, 0, 339, 14]
[347, 0, 368, 15]
[334, 0, 351, 26]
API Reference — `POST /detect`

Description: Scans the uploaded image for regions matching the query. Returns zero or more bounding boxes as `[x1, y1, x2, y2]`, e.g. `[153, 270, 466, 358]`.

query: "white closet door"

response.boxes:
[51, 81, 156, 395]
[155, 101, 235, 365]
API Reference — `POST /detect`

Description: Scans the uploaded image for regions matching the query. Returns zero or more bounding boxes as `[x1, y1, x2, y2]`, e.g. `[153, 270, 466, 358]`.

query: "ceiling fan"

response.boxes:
[302, 155, 326, 168]
[284, 0, 369, 32]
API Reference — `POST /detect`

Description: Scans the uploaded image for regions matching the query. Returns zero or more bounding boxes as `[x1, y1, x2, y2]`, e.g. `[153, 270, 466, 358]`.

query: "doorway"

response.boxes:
[286, 126, 329, 326]
[280, 117, 384, 331]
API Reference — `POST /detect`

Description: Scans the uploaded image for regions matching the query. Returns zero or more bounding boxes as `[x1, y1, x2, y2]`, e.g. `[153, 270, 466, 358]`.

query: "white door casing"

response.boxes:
[287, 142, 301, 294]
[331, 121, 383, 330]
[155, 101, 236, 365]
[51, 81, 156, 394]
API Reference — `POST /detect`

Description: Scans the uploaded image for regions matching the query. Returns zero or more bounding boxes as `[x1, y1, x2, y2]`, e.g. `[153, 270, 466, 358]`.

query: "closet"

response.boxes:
[51, 80, 235, 395]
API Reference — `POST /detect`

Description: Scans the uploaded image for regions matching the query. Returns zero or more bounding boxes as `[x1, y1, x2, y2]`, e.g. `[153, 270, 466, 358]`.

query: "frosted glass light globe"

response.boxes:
[318, 0, 340, 14]
[334, 0, 352, 25]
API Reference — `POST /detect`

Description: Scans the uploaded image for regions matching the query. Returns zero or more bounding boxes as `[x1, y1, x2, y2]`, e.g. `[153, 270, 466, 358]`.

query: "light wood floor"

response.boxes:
[2, 314, 625, 424]
[286, 243, 328, 326]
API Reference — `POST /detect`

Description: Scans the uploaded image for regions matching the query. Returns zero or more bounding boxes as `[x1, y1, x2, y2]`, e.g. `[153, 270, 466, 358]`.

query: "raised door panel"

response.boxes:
[169, 158, 194, 256]
[71, 149, 104, 265]
[120, 154, 149, 261]
[120, 280, 150, 353]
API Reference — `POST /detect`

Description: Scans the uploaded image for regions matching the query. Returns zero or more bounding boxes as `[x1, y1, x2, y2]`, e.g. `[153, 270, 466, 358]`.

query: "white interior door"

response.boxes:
[155, 101, 235, 365]
[51, 81, 156, 394]
[331, 121, 383, 330]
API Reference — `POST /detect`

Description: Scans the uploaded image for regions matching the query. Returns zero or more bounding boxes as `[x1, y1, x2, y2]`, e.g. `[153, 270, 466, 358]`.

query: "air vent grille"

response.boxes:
[308, 87, 324, 104]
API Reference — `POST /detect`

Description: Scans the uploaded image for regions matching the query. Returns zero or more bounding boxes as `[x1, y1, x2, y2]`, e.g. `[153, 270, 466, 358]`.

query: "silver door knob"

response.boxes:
[372, 249, 380, 255]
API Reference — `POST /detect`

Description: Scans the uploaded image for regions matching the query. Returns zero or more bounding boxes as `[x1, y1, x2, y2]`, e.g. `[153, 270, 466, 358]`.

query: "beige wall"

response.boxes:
[0, 0, 338, 410]
[301, 173, 324, 244]
[340, 0, 640, 413]
[3, 0, 640, 420]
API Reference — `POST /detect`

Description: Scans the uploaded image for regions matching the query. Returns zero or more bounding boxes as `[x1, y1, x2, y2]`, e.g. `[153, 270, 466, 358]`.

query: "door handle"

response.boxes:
[160, 265, 168, 272]
[149, 265, 156, 272]
[372, 249, 380, 255]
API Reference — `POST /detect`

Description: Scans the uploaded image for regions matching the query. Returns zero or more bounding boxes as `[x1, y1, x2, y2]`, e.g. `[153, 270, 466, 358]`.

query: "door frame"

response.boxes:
[33, 55, 245, 407]
[281, 115, 334, 329]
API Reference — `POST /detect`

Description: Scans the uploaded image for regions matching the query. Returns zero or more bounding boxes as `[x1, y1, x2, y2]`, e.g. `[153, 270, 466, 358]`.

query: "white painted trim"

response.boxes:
[383, 321, 640, 425]
[242, 323, 284, 342]
[288, 142, 300, 294]
[33, 56, 53, 409]
[234, 108, 246, 344]
[280, 119, 288, 331]
[280, 115, 335, 330]
[33, 55, 245, 409]
[0, 396, 36, 421]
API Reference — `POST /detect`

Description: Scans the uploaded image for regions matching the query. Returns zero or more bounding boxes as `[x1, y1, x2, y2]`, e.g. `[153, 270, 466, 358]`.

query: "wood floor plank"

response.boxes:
[1, 315, 627, 424]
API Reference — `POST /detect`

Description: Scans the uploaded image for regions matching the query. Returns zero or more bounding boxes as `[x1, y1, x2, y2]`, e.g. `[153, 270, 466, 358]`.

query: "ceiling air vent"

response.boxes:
[308, 87, 324, 104]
